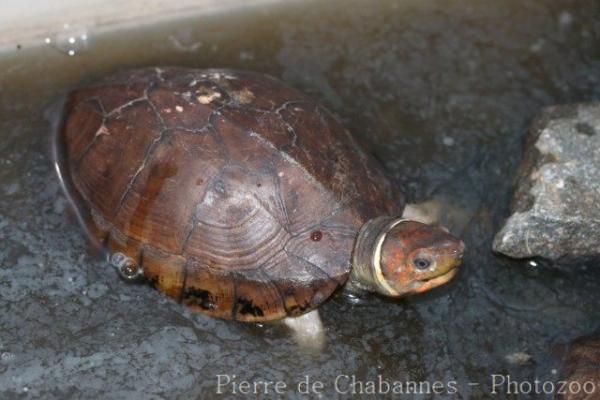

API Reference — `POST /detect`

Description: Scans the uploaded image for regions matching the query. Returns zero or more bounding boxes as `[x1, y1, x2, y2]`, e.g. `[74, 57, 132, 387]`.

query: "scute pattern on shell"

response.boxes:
[60, 67, 404, 321]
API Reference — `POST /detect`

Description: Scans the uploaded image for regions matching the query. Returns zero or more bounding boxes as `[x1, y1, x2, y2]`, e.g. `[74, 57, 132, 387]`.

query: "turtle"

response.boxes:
[54, 67, 464, 346]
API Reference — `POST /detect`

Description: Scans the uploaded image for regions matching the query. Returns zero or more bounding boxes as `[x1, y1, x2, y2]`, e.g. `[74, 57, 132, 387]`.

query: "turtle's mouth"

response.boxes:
[414, 267, 459, 292]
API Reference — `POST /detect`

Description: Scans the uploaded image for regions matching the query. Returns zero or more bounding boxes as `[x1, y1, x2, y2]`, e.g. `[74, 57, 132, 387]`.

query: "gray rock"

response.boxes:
[493, 103, 600, 262]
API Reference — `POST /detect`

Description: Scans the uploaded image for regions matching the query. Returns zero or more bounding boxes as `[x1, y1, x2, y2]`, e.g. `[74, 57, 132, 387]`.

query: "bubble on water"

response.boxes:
[4, 181, 20, 195]
[442, 136, 455, 146]
[239, 51, 255, 61]
[530, 38, 545, 53]
[45, 23, 91, 56]
[558, 11, 574, 27]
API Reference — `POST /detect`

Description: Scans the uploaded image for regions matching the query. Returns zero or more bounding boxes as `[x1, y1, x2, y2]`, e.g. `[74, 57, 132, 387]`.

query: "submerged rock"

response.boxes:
[493, 103, 600, 262]
[558, 334, 600, 400]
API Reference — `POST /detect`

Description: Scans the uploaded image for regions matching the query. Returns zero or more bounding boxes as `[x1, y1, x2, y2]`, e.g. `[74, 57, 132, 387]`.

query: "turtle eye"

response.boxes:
[413, 257, 432, 270]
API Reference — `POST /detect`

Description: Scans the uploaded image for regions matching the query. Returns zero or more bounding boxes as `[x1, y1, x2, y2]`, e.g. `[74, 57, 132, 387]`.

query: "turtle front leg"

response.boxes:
[402, 200, 443, 225]
[282, 310, 326, 351]
[404, 197, 471, 233]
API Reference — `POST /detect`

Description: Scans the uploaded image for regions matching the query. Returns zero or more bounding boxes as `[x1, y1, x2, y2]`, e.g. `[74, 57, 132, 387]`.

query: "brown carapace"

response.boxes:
[57, 67, 463, 322]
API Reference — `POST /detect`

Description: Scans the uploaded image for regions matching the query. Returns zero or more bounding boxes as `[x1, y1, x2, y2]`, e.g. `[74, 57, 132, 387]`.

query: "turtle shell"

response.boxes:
[59, 67, 404, 321]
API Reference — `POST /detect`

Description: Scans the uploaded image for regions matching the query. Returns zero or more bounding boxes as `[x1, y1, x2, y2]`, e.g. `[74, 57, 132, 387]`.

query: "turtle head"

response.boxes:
[351, 217, 464, 297]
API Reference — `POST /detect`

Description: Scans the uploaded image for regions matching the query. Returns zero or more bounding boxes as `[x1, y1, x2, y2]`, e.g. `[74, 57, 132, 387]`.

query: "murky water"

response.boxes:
[1, 0, 600, 398]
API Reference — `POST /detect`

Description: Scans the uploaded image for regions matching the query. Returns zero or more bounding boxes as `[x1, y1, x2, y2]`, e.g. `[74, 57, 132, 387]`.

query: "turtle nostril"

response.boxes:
[454, 241, 465, 259]
[459, 240, 466, 253]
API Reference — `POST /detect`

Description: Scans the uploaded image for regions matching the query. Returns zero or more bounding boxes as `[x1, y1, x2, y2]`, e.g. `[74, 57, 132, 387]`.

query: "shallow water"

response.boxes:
[1, 0, 600, 398]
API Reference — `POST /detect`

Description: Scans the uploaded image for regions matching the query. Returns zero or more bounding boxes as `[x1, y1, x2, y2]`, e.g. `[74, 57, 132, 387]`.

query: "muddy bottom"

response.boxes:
[1, 0, 600, 398]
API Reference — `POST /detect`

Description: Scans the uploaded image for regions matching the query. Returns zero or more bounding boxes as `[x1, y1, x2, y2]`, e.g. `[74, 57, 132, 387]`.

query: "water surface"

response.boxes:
[1, 0, 600, 398]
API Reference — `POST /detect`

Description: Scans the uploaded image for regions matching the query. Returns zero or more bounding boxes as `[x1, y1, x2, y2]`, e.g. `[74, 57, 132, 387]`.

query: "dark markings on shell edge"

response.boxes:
[229, 273, 265, 319]
[236, 298, 264, 317]
[178, 260, 190, 303]
[147, 275, 159, 289]
[183, 287, 216, 310]
[231, 275, 239, 321]
[267, 272, 315, 317]
[288, 300, 313, 316]
[101, 227, 111, 247]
